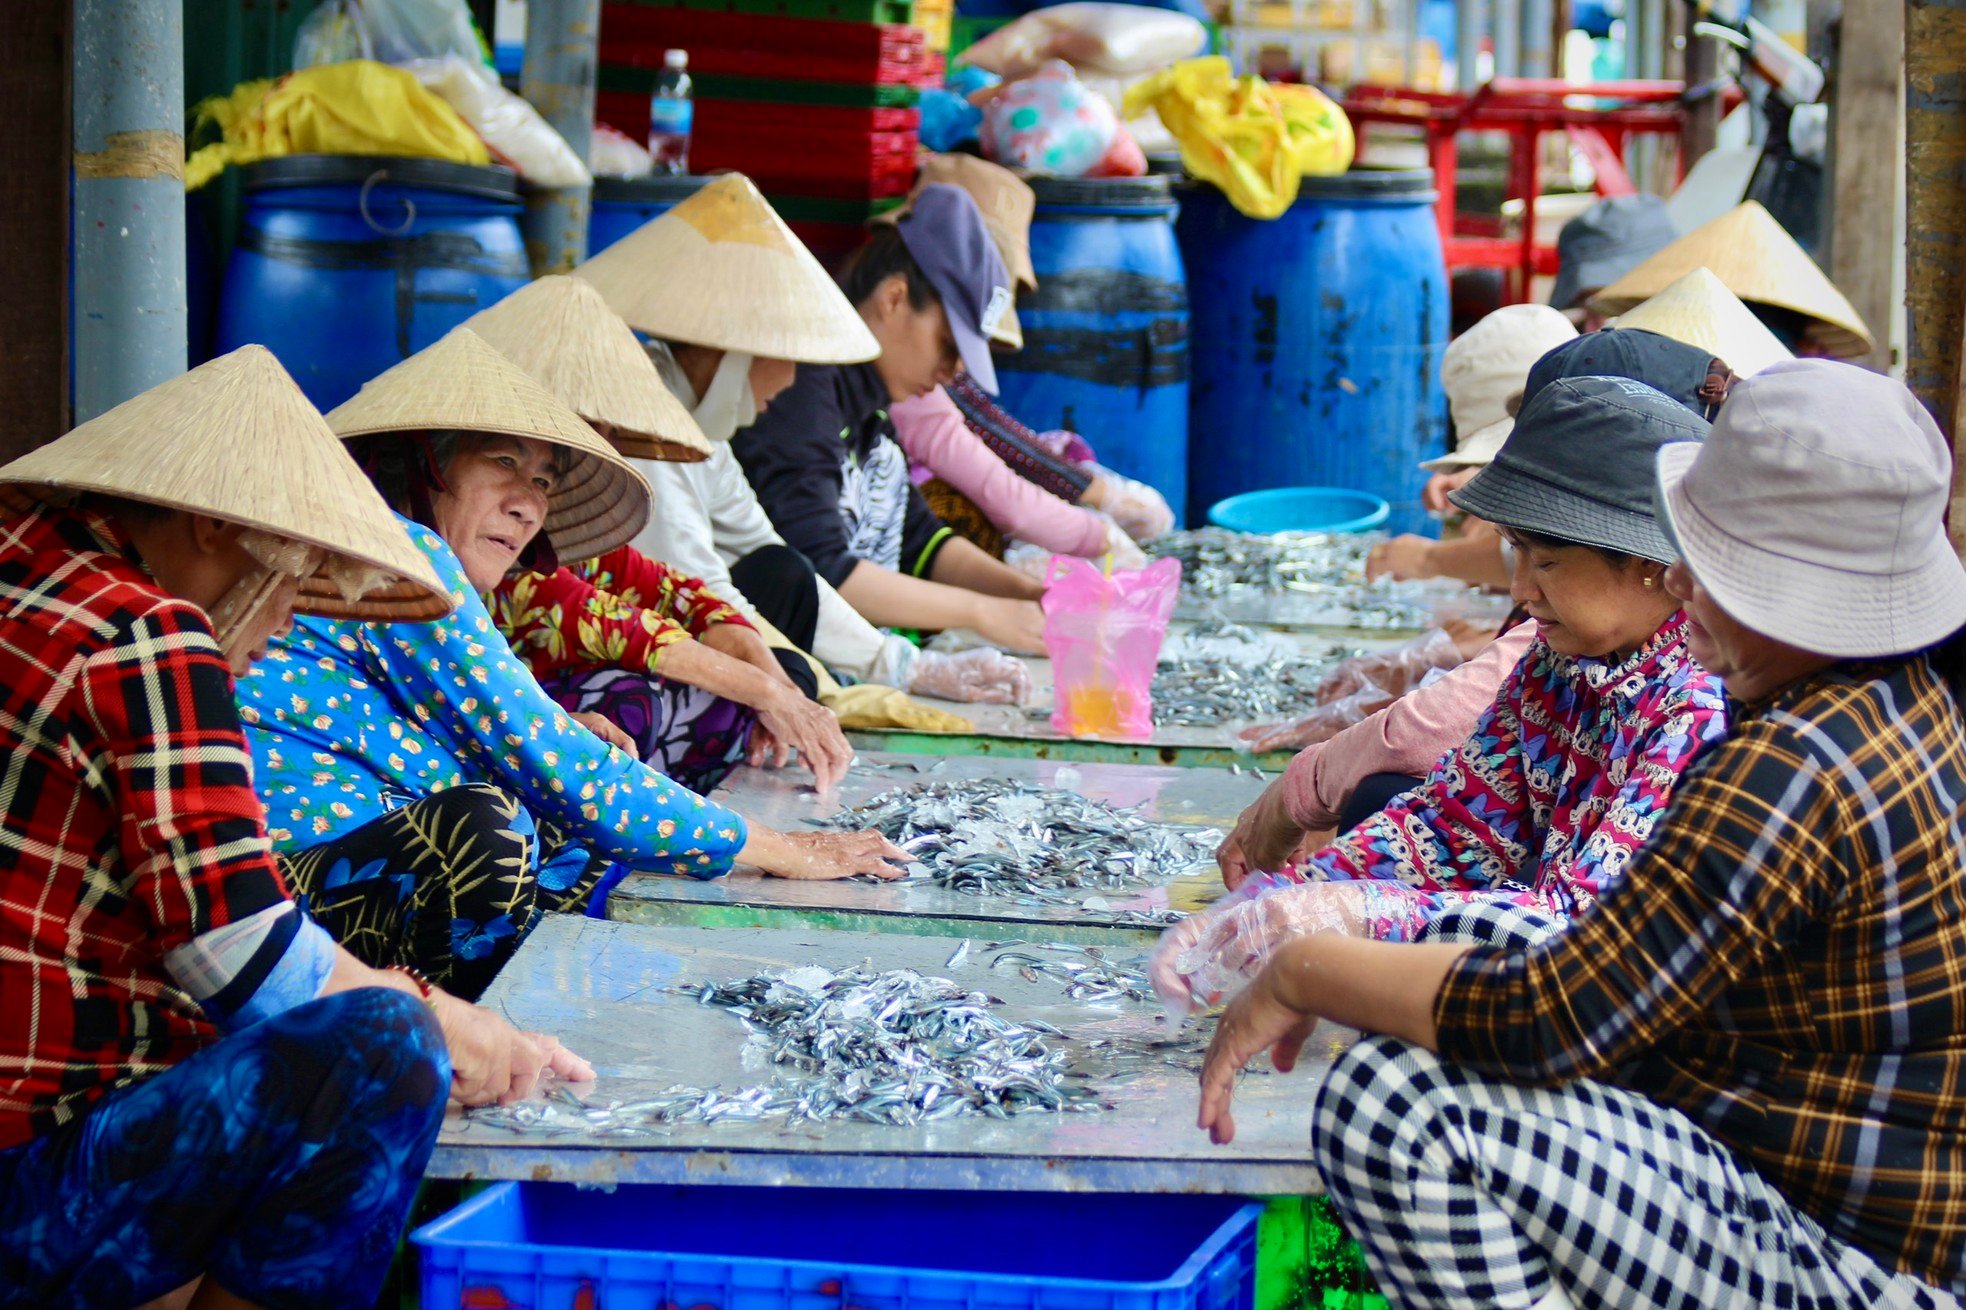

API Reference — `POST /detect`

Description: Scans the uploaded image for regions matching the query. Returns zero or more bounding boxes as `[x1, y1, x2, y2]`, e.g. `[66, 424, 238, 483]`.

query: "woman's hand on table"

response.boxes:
[430, 991, 593, 1106]
[971, 596, 1047, 655]
[750, 686, 853, 793]
[1197, 960, 1318, 1146]
[741, 824, 914, 881]
[1218, 781, 1312, 890]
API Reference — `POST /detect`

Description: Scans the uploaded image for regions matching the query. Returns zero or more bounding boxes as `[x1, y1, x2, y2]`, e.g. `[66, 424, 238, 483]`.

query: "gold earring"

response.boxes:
[1644, 575, 1658, 589]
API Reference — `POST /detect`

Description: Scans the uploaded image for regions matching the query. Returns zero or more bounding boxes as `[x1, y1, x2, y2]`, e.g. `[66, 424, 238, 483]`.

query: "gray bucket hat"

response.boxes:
[1549, 195, 1679, 313]
[1655, 359, 1966, 659]
[1450, 374, 1711, 564]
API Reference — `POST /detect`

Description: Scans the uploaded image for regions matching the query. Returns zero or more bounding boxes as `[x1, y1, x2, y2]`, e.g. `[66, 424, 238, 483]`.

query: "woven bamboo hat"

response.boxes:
[325, 330, 652, 574]
[573, 173, 879, 365]
[0, 345, 451, 620]
[1587, 202, 1873, 359]
[464, 276, 713, 464]
[1611, 268, 1794, 379]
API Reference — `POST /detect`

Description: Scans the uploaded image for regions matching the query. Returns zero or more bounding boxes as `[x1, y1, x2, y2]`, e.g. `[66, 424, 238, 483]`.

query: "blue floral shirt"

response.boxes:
[237, 517, 746, 877]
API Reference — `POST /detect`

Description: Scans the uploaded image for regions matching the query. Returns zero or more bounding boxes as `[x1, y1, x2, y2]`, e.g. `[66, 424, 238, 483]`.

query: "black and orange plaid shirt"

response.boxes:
[1438, 654, 1966, 1292]
[0, 504, 293, 1149]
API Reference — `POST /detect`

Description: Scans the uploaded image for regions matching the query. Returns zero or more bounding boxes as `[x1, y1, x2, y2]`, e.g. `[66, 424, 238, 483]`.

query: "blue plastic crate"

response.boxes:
[415, 1183, 1262, 1310]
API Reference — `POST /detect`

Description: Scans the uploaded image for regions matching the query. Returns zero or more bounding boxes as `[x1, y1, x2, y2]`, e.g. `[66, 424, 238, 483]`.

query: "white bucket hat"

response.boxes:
[1423, 304, 1580, 472]
[1655, 358, 1966, 659]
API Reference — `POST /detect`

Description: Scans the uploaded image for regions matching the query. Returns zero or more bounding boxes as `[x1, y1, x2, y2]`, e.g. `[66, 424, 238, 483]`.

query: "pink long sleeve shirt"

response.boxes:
[889, 387, 1111, 558]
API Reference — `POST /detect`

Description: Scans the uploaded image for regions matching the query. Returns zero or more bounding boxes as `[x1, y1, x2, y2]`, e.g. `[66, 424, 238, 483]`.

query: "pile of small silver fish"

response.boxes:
[1151, 650, 1347, 727]
[468, 965, 1104, 1135]
[1149, 528, 1436, 629]
[817, 779, 1219, 903]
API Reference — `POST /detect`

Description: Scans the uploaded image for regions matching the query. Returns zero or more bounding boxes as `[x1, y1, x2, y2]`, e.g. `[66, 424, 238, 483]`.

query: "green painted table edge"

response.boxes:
[846, 730, 1295, 771]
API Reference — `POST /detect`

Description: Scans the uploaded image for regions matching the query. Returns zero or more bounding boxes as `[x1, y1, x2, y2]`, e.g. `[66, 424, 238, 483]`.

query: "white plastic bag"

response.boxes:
[405, 55, 593, 188]
[294, 0, 375, 68]
[359, 0, 486, 65]
[960, 3, 1206, 80]
[590, 124, 654, 178]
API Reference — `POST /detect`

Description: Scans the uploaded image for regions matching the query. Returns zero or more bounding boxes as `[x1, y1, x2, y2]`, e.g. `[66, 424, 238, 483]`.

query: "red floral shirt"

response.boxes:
[488, 546, 752, 681]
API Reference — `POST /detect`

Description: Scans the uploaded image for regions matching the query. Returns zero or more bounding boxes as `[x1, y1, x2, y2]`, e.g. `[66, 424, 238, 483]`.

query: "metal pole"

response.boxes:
[521, 0, 599, 276]
[1520, 0, 1554, 76]
[1458, 0, 1485, 89]
[1494, 0, 1522, 76]
[71, 0, 185, 424]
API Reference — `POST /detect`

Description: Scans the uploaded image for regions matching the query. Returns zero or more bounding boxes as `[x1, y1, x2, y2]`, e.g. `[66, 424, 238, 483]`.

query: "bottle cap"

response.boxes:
[664, 48, 688, 68]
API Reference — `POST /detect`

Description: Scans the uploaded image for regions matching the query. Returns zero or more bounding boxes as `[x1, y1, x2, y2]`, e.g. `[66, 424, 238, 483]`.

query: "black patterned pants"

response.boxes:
[277, 783, 608, 1001]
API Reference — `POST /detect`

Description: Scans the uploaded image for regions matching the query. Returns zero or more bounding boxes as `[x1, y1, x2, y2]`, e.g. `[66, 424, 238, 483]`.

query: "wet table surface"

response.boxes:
[429, 917, 1331, 1194]
[607, 751, 1260, 938]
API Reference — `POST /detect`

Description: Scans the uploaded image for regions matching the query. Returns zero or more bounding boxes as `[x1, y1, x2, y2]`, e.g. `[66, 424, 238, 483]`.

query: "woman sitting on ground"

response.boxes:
[239, 332, 906, 1002]
[464, 275, 853, 794]
[1153, 374, 1728, 1001]
[0, 347, 585, 1310]
[1195, 359, 1966, 1310]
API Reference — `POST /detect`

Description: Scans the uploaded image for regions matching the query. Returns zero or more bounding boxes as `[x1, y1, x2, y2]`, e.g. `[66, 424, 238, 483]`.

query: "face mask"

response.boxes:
[693, 350, 759, 443]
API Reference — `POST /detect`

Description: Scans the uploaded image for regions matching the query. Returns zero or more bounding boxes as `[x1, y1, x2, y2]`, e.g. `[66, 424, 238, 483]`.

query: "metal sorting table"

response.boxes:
[848, 623, 1406, 768]
[608, 751, 1258, 940]
[429, 916, 1330, 1195]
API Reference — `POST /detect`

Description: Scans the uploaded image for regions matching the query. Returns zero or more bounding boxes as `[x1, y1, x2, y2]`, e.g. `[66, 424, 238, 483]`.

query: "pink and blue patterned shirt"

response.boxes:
[1304, 610, 1728, 939]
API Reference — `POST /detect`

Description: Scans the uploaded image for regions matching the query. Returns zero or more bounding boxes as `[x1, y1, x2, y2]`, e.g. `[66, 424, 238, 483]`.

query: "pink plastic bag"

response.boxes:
[1042, 555, 1181, 740]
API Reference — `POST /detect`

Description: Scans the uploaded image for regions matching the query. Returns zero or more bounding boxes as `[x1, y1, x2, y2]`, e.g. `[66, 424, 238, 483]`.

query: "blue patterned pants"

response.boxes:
[0, 988, 449, 1310]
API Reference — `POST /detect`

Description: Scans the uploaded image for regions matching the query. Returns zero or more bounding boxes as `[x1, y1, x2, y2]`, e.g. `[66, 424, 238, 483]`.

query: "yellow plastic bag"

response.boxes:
[1122, 57, 1354, 220]
[187, 60, 489, 190]
[821, 684, 975, 734]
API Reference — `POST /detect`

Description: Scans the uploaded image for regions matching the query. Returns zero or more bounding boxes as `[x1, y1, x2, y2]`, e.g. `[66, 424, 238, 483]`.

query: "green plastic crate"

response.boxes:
[610, 0, 913, 23]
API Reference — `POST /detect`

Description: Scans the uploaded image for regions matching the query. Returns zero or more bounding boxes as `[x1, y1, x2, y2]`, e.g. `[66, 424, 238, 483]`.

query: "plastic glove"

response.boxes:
[1101, 517, 1148, 570]
[907, 647, 1035, 705]
[1314, 628, 1464, 704]
[1149, 878, 1415, 1012]
[1237, 681, 1395, 753]
[1004, 541, 1057, 582]
[1090, 465, 1176, 542]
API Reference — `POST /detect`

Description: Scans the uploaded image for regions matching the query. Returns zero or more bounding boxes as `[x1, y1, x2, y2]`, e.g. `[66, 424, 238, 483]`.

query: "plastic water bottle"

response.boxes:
[648, 49, 693, 176]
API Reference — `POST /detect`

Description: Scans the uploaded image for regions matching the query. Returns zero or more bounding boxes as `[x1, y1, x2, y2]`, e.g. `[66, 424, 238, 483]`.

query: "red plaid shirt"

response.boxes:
[0, 503, 292, 1149]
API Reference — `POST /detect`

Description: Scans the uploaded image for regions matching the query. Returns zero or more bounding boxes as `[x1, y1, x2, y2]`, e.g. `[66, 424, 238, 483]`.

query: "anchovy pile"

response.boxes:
[1149, 528, 1437, 629]
[465, 966, 1105, 1135]
[816, 779, 1219, 902]
[1151, 649, 1349, 727]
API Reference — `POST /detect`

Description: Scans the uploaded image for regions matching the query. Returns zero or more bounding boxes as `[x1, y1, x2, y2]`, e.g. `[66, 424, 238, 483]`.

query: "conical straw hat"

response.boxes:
[325, 330, 652, 574]
[573, 173, 880, 365]
[1611, 267, 1795, 379]
[1587, 201, 1873, 359]
[464, 276, 713, 464]
[0, 345, 452, 621]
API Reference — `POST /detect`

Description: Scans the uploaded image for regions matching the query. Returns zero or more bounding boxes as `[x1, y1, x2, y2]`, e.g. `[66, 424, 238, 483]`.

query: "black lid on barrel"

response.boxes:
[240, 154, 523, 200]
[1027, 174, 1177, 212]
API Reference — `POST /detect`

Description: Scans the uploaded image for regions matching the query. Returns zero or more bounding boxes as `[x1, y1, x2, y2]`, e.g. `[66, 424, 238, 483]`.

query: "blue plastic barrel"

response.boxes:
[589, 174, 712, 256]
[991, 175, 1191, 526]
[1177, 169, 1449, 535]
[215, 156, 529, 411]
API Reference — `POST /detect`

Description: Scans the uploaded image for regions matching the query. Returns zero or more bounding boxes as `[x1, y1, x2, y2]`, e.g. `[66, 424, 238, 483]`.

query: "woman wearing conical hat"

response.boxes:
[0, 347, 589, 1309]
[463, 275, 854, 795]
[237, 332, 909, 991]
[575, 174, 1032, 705]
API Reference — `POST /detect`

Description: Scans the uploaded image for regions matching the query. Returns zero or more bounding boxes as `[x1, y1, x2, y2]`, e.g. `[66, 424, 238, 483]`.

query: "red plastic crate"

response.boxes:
[598, 90, 920, 148]
[601, 7, 925, 83]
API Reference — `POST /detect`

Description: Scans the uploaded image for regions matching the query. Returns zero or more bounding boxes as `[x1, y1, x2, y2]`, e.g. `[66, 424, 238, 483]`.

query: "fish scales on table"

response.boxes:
[464, 965, 1109, 1136]
[816, 779, 1219, 902]
[1148, 528, 1439, 630]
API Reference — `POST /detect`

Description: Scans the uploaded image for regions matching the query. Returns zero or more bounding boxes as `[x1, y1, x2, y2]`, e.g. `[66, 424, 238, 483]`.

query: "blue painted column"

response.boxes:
[72, 0, 187, 422]
[521, 0, 600, 275]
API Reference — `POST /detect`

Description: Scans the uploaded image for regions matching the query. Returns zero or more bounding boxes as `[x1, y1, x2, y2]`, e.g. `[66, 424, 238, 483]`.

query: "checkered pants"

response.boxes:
[1316, 903, 1961, 1310]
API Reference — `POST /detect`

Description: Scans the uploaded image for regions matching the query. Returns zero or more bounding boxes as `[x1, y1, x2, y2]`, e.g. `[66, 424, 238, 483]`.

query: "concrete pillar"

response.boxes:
[521, 0, 599, 275]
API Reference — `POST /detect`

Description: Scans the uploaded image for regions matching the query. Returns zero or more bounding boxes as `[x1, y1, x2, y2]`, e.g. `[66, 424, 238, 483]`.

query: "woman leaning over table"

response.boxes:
[1193, 359, 1966, 1310]
[238, 332, 907, 1002]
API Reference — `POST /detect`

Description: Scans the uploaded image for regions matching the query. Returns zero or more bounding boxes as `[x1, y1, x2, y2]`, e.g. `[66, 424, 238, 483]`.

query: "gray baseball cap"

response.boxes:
[1450, 374, 1710, 564]
[894, 183, 1014, 394]
[1549, 195, 1679, 313]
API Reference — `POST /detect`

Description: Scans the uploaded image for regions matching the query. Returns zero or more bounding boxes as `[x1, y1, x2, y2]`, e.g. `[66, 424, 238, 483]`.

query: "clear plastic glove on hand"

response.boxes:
[1091, 465, 1176, 542]
[1314, 628, 1464, 703]
[1101, 516, 1148, 570]
[908, 647, 1035, 705]
[1148, 878, 1408, 1012]
[1238, 681, 1396, 753]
